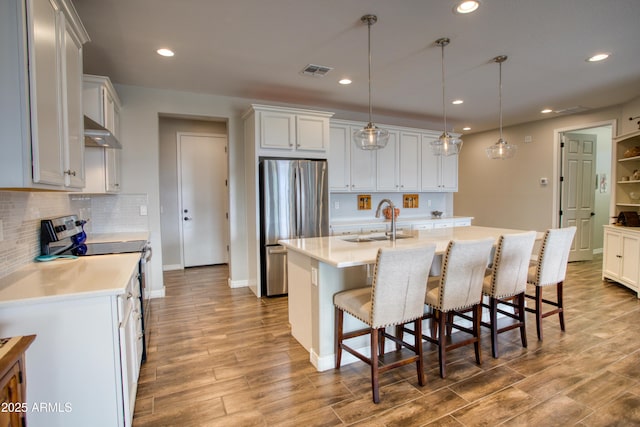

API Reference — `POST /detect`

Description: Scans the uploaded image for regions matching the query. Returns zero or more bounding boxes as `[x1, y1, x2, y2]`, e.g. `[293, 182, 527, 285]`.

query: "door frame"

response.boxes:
[176, 131, 229, 268]
[552, 119, 615, 248]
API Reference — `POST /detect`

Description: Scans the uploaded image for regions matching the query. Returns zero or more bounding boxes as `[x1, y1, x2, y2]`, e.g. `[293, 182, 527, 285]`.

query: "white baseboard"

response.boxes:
[228, 278, 249, 288]
[149, 288, 166, 299]
[162, 264, 182, 271]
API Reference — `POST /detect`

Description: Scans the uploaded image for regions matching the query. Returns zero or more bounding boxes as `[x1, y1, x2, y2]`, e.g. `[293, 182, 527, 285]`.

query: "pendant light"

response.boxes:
[430, 38, 463, 157]
[353, 15, 389, 150]
[486, 55, 517, 159]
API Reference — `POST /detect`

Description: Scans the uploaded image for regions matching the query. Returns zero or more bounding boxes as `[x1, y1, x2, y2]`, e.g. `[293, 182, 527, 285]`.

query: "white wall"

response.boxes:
[115, 85, 251, 291]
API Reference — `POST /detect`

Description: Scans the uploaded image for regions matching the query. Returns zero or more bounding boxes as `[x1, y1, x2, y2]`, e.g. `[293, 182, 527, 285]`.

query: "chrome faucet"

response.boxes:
[375, 199, 397, 241]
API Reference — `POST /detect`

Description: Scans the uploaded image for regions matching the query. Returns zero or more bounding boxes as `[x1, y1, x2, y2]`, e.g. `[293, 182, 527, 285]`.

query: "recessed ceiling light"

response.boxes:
[454, 1, 480, 14]
[587, 53, 609, 62]
[462, 127, 471, 131]
[452, 99, 464, 105]
[541, 108, 553, 114]
[339, 78, 352, 85]
[157, 48, 175, 57]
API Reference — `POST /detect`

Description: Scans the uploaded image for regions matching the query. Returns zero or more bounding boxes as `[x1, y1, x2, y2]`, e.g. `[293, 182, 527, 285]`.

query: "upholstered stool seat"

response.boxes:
[401, 238, 494, 379]
[334, 244, 436, 403]
[525, 227, 576, 340]
[481, 231, 537, 358]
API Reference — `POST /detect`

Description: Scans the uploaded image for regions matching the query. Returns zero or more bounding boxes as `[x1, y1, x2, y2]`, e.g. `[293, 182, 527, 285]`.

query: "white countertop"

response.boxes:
[279, 225, 541, 268]
[86, 232, 149, 244]
[0, 253, 141, 308]
[330, 216, 473, 227]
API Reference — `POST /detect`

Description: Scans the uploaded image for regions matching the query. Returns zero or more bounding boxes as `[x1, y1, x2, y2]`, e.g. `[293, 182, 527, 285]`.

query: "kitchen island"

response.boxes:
[279, 225, 541, 371]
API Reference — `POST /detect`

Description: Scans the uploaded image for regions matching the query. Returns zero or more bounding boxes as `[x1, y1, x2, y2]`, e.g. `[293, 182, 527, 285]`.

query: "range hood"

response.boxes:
[84, 116, 122, 149]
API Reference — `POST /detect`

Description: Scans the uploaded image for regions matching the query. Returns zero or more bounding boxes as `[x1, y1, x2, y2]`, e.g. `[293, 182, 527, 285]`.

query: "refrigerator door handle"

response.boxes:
[295, 164, 302, 237]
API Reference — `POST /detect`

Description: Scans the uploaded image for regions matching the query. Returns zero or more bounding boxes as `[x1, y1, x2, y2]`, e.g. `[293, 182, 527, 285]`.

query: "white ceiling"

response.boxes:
[73, 0, 640, 133]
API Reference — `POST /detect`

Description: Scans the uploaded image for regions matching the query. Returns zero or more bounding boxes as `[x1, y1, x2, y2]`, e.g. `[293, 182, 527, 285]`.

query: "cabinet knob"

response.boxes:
[64, 170, 76, 176]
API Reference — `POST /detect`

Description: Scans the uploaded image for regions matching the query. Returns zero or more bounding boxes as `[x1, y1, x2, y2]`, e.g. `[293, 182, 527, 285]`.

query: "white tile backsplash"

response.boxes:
[0, 191, 149, 279]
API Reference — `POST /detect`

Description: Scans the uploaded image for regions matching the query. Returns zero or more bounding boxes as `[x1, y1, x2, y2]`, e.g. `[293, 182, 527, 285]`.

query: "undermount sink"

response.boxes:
[342, 234, 413, 243]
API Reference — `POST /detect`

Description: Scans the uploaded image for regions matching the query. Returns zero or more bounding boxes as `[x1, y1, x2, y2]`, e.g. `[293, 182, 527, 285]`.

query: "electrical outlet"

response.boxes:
[311, 267, 318, 286]
[0, 220, 3, 241]
[334, 201, 339, 209]
[139, 205, 148, 216]
[427, 199, 432, 207]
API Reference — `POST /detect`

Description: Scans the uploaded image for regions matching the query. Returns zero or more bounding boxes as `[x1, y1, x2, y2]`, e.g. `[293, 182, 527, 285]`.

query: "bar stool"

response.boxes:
[525, 227, 576, 340]
[412, 238, 494, 379]
[333, 244, 436, 404]
[481, 231, 537, 358]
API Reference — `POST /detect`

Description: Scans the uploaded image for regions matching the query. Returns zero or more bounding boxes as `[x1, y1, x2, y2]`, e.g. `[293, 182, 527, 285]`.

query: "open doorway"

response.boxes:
[158, 115, 230, 271]
[556, 122, 614, 261]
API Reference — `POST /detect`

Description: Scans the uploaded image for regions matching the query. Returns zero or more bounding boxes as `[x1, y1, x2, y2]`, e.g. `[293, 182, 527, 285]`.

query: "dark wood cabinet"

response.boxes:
[0, 335, 36, 427]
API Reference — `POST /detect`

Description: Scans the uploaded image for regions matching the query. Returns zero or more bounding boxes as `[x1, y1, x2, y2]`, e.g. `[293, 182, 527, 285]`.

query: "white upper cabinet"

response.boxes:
[376, 131, 399, 191]
[376, 131, 421, 192]
[328, 124, 351, 191]
[62, 14, 85, 188]
[329, 121, 376, 192]
[246, 104, 333, 157]
[398, 131, 421, 191]
[82, 75, 122, 193]
[350, 135, 377, 191]
[421, 133, 458, 192]
[329, 121, 456, 194]
[0, 0, 88, 190]
[83, 74, 121, 137]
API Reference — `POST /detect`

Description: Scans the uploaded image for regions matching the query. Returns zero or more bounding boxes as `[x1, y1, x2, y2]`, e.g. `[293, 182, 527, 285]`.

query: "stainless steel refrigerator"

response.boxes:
[259, 159, 329, 296]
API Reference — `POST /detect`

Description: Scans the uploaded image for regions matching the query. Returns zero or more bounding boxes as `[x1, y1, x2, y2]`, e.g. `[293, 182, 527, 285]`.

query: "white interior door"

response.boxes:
[561, 132, 596, 261]
[178, 133, 228, 267]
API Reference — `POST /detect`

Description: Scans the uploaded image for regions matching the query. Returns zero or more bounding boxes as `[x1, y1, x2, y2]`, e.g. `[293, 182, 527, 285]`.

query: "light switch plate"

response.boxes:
[311, 267, 318, 286]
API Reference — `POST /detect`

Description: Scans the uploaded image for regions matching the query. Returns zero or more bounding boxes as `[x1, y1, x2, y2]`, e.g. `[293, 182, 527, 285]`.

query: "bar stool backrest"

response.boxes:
[489, 231, 537, 298]
[531, 227, 576, 287]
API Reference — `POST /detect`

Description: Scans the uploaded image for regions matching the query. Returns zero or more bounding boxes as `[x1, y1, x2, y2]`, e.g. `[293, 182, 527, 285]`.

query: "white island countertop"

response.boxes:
[0, 253, 140, 308]
[280, 225, 541, 268]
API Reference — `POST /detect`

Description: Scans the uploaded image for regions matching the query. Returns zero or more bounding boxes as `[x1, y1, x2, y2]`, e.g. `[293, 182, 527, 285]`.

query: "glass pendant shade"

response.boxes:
[486, 137, 517, 159]
[432, 132, 463, 156]
[430, 37, 462, 157]
[354, 123, 390, 150]
[353, 15, 388, 150]
[486, 55, 517, 160]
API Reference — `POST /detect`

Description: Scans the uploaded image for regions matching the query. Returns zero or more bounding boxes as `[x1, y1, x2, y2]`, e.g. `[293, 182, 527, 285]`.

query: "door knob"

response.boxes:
[590, 212, 596, 216]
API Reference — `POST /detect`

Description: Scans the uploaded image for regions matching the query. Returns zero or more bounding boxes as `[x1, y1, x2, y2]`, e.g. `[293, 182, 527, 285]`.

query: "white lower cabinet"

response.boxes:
[603, 225, 640, 296]
[0, 267, 142, 426]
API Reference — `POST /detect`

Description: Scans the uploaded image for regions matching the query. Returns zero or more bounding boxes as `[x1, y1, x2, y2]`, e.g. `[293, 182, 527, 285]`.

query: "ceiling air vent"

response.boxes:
[301, 64, 333, 77]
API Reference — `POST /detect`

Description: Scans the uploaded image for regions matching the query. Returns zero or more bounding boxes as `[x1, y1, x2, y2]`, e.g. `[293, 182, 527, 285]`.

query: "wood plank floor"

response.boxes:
[133, 256, 640, 426]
